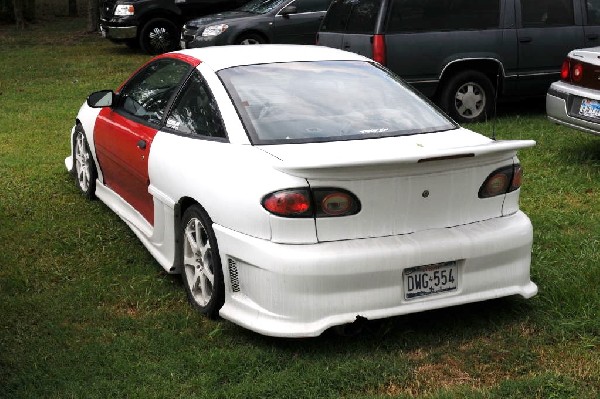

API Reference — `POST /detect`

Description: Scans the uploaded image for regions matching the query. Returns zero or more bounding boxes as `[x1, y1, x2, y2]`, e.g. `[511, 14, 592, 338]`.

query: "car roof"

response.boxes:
[174, 44, 370, 71]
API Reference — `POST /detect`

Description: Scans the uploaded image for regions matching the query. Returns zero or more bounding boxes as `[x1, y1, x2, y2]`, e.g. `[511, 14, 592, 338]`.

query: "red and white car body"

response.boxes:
[66, 45, 537, 337]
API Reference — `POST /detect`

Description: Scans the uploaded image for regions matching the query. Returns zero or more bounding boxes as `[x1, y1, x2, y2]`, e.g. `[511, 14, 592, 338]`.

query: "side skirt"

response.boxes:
[95, 181, 178, 273]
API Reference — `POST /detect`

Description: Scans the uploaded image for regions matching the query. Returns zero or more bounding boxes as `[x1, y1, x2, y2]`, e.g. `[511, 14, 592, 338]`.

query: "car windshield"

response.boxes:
[218, 61, 457, 144]
[239, 0, 289, 14]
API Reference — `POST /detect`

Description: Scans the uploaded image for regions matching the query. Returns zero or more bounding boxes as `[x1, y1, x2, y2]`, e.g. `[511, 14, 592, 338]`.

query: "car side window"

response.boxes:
[587, 0, 600, 24]
[521, 0, 574, 27]
[117, 59, 191, 125]
[344, 0, 381, 33]
[165, 71, 226, 139]
[320, 0, 352, 31]
[386, 0, 500, 33]
[293, 0, 331, 13]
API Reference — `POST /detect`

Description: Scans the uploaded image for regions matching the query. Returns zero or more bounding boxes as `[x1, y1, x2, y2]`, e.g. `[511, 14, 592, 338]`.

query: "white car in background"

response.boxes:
[547, 46, 600, 136]
[66, 45, 537, 337]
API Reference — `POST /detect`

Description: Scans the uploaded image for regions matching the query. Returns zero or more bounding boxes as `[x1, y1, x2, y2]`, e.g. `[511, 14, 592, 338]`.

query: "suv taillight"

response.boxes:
[560, 59, 570, 81]
[372, 34, 386, 65]
[479, 164, 523, 198]
[262, 188, 360, 218]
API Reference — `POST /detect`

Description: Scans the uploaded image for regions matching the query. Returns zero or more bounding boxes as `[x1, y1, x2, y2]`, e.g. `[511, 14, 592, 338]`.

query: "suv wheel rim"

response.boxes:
[149, 27, 170, 52]
[454, 82, 485, 120]
[240, 38, 260, 45]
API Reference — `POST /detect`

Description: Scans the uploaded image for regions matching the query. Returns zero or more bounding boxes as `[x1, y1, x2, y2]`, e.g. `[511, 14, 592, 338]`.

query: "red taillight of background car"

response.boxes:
[479, 164, 523, 198]
[572, 63, 584, 82]
[262, 188, 360, 217]
[372, 34, 386, 65]
[560, 59, 570, 81]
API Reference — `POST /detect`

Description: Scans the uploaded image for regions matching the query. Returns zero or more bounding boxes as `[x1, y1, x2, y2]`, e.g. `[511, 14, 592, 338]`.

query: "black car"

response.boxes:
[99, 0, 249, 54]
[317, 0, 600, 123]
[180, 0, 330, 48]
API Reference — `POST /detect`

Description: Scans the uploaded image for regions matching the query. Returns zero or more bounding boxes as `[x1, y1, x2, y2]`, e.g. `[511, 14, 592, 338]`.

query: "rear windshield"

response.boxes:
[320, 0, 382, 33]
[217, 60, 456, 145]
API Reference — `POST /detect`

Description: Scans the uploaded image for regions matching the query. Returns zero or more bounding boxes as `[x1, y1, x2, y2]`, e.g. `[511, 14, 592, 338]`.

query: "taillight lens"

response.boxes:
[560, 59, 570, 81]
[262, 188, 360, 218]
[479, 164, 523, 198]
[572, 63, 583, 82]
[262, 189, 312, 217]
[372, 34, 386, 65]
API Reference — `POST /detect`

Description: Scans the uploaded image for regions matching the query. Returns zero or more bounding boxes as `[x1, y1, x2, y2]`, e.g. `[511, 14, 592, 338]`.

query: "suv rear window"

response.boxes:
[320, 0, 382, 33]
[386, 0, 500, 33]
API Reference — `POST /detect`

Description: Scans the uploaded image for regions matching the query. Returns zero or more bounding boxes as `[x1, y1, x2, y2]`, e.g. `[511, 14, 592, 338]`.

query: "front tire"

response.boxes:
[439, 70, 495, 123]
[236, 32, 265, 45]
[73, 125, 97, 200]
[139, 18, 180, 55]
[181, 204, 224, 319]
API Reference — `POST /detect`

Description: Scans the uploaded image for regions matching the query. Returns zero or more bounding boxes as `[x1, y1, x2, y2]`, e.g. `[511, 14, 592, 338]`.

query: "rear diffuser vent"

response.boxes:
[228, 258, 240, 292]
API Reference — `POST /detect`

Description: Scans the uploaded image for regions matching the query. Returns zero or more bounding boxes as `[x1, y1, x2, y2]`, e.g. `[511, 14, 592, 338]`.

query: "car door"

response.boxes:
[94, 58, 192, 225]
[516, 0, 585, 95]
[582, 0, 600, 46]
[271, 0, 330, 44]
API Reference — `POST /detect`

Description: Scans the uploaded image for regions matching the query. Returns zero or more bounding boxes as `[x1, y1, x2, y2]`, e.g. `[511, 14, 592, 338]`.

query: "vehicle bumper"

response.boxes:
[181, 34, 227, 49]
[214, 211, 537, 337]
[100, 23, 138, 40]
[546, 81, 600, 136]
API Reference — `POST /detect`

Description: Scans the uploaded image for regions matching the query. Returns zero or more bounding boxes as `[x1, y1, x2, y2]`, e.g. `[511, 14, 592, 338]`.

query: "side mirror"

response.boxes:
[280, 5, 297, 17]
[87, 90, 115, 108]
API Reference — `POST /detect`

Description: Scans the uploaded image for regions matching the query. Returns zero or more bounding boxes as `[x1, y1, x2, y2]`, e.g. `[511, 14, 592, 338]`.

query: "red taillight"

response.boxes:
[262, 188, 360, 218]
[572, 63, 583, 82]
[262, 190, 311, 217]
[479, 164, 523, 198]
[372, 34, 386, 65]
[560, 59, 570, 80]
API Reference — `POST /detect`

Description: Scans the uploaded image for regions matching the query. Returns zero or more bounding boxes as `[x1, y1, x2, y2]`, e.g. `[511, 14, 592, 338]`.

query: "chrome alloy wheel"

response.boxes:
[74, 132, 92, 192]
[454, 81, 486, 120]
[240, 37, 261, 45]
[183, 216, 215, 307]
[148, 27, 171, 52]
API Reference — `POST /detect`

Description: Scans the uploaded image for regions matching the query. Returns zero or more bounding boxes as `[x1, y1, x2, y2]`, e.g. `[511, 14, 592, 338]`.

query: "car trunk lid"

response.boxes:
[260, 130, 534, 242]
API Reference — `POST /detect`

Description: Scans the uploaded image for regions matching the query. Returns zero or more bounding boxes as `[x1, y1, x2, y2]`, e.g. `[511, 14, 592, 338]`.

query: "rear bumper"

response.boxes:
[546, 81, 600, 136]
[214, 211, 536, 337]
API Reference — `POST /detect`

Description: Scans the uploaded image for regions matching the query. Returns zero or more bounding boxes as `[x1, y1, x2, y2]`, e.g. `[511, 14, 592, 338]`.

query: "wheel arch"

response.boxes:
[436, 58, 505, 100]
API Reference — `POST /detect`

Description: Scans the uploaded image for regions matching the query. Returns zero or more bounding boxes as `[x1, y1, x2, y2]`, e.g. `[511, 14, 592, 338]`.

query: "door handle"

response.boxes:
[137, 140, 147, 150]
[519, 36, 532, 43]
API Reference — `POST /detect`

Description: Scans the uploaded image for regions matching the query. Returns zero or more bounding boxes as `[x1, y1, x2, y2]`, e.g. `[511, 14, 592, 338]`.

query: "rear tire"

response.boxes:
[439, 70, 495, 123]
[139, 18, 180, 55]
[181, 204, 224, 319]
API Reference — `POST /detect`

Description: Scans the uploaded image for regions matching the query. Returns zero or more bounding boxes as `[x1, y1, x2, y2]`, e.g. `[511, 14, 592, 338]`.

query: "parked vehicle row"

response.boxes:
[318, 0, 600, 123]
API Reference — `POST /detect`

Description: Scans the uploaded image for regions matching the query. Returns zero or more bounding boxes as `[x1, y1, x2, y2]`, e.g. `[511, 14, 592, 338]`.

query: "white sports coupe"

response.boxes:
[65, 45, 537, 337]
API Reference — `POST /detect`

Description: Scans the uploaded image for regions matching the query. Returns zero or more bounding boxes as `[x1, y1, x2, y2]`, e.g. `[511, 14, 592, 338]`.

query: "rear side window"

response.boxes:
[386, 0, 500, 33]
[521, 0, 574, 27]
[320, 0, 382, 33]
[586, 0, 600, 25]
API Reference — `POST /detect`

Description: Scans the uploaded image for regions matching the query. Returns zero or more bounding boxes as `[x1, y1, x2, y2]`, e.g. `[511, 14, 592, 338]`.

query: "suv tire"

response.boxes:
[440, 70, 495, 123]
[139, 18, 180, 55]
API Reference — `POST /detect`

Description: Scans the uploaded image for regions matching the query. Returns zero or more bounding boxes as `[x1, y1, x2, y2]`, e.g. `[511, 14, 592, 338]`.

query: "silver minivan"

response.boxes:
[318, 0, 600, 123]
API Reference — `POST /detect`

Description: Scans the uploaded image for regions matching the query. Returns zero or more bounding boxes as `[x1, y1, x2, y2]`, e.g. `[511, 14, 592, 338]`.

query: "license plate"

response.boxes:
[403, 261, 458, 300]
[579, 98, 600, 119]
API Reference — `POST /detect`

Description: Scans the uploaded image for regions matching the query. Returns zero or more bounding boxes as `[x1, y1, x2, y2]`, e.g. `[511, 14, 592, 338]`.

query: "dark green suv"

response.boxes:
[318, 0, 600, 123]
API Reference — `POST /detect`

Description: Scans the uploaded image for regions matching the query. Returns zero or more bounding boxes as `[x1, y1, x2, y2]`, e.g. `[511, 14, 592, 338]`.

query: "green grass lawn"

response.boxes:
[0, 17, 598, 399]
